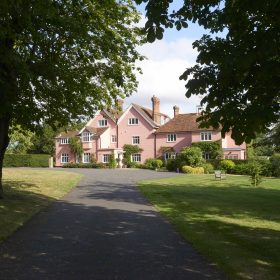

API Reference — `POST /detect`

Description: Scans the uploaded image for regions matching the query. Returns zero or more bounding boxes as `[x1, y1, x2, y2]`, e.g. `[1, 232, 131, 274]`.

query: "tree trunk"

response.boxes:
[0, 115, 10, 198]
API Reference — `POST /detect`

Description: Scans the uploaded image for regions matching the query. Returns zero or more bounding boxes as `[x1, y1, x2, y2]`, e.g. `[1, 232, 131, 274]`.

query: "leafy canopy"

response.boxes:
[0, 0, 143, 129]
[136, 0, 280, 144]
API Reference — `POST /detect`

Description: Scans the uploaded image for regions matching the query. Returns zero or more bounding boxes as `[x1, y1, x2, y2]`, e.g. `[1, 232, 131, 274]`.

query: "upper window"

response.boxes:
[61, 153, 69, 163]
[82, 132, 91, 142]
[98, 119, 108, 127]
[128, 118, 139, 125]
[103, 154, 110, 163]
[60, 138, 69, 144]
[132, 136, 140, 145]
[167, 134, 176, 142]
[111, 135, 117, 143]
[83, 153, 91, 163]
[131, 153, 141, 162]
[200, 132, 212, 141]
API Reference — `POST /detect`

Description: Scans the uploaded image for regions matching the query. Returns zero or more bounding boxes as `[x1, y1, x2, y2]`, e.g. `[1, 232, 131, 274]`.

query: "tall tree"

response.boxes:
[136, 0, 280, 144]
[0, 0, 143, 197]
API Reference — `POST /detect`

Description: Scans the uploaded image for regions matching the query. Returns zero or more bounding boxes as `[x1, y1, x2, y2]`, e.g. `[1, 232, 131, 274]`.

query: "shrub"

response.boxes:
[182, 165, 204, 174]
[179, 146, 205, 167]
[201, 163, 214, 174]
[270, 154, 280, 177]
[166, 159, 177, 171]
[233, 163, 250, 175]
[3, 154, 50, 167]
[191, 140, 223, 159]
[220, 160, 235, 173]
[247, 160, 262, 186]
[62, 162, 107, 168]
[144, 158, 163, 170]
[108, 154, 117, 169]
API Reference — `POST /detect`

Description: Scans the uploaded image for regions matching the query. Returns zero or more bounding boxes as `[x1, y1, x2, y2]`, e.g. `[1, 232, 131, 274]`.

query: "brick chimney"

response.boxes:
[117, 99, 124, 111]
[151, 95, 161, 124]
[173, 105, 179, 117]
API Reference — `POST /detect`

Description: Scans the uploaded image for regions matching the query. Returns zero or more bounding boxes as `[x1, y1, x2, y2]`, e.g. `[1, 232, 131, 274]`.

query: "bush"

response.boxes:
[62, 162, 107, 168]
[201, 163, 214, 174]
[108, 154, 117, 169]
[182, 165, 204, 174]
[270, 154, 280, 177]
[144, 158, 163, 170]
[233, 163, 250, 175]
[220, 160, 235, 173]
[247, 160, 262, 186]
[3, 154, 50, 167]
[179, 147, 205, 167]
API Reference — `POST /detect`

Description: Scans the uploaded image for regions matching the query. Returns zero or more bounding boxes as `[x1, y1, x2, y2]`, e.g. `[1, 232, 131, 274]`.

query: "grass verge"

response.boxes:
[138, 174, 280, 280]
[0, 168, 82, 242]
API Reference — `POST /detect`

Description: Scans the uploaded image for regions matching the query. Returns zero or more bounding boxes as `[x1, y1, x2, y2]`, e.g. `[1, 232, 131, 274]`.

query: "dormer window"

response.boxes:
[128, 118, 139, 125]
[98, 119, 108, 127]
[60, 138, 69, 144]
[82, 132, 91, 142]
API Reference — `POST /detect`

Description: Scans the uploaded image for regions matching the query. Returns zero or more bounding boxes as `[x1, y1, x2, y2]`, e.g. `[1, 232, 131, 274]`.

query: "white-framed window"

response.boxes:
[131, 153, 141, 162]
[98, 119, 108, 127]
[203, 152, 211, 160]
[128, 118, 139, 125]
[61, 153, 69, 163]
[225, 154, 238, 160]
[164, 152, 176, 160]
[83, 153, 91, 163]
[132, 136, 140, 145]
[60, 138, 69, 144]
[167, 134, 176, 142]
[200, 132, 212, 141]
[111, 135, 117, 143]
[103, 154, 110, 163]
[82, 132, 91, 142]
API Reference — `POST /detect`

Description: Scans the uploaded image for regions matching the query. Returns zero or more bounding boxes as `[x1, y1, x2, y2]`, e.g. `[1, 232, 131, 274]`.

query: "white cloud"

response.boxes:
[124, 37, 202, 117]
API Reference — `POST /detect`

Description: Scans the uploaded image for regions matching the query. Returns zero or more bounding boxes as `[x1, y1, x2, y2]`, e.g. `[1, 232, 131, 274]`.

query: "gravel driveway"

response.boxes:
[0, 168, 224, 280]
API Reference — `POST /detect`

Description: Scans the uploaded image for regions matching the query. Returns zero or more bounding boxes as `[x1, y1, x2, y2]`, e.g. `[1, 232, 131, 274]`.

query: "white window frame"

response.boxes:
[132, 136, 140, 145]
[131, 153, 141, 162]
[61, 153, 69, 163]
[200, 132, 212, 141]
[103, 154, 110, 163]
[225, 154, 238, 160]
[98, 119, 108, 127]
[128, 118, 139, 125]
[164, 152, 176, 161]
[167, 134, 176, 142]
[82, 132, 91, 142]
[111, 135, 117, 143]
[60, 138, 69, 144]
[83, 153, 91, 163]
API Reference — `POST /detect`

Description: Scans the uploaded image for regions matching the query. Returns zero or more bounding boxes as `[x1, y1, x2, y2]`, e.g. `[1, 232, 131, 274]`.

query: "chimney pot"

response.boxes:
[173, 105, 179, 117]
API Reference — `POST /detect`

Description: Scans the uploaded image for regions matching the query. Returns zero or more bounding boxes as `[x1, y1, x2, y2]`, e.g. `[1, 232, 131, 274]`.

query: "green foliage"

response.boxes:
[123, 144, 143, 167]
[191, 141, 222, 160]
[166, 159, 177, 172]
[247, 161, 262, 187]
[137, 0, 280, 144]
[3, 154, 50, 167]
[270, 154, 280, 177]
[179, 147, 205, 167]
[7, 125, 34, 154]
[69, 137, 83, 159]
[201, 163, 214, 174]
[181, 166, 204, 174]
[62, 162, 107, 169]
[108, 154, 117, 169]
[144, 158, 163, 170]
[233, 163, 250, 175]
[220, 160, 235, 173]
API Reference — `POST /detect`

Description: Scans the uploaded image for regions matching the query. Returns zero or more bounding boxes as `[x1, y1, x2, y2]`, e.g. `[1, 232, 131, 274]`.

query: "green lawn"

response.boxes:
[138, 174, 280, 280]
[0, 169, 82, 242]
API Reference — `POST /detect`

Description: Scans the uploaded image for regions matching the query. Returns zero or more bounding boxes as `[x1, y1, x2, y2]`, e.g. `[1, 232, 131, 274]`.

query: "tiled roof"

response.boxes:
[83, 126, 108, 136]
[55, 130, 79, 138]
[156, 113, 218, 133]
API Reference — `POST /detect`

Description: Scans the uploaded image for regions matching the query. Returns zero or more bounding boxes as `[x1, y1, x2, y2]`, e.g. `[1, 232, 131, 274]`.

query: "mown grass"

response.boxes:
[138, 174, 280, 280]
[0, 169, 82, 242]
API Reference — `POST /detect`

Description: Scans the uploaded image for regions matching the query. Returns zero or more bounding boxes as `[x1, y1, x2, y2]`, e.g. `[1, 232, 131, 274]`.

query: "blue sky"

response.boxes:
[124, 2, 208, 117]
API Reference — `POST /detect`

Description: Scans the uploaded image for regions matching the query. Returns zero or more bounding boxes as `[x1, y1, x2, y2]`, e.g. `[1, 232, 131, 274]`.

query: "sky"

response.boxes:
[123, 2, 208, 118]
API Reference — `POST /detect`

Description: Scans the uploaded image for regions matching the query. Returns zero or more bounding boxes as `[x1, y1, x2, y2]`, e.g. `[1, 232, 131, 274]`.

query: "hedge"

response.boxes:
[3, 154, 50, 167]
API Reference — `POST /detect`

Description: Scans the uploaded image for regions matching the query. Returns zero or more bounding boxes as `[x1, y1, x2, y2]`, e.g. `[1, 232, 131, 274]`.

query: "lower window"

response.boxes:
[131, 153, 141, 162]
[61, 153, 69, 163]
[164, 152, 176, 160]
[83, 153, 91, 163]
[103, 154, 110, 163]
[203, 152, 211, 160]
[225, 154, 238, 159]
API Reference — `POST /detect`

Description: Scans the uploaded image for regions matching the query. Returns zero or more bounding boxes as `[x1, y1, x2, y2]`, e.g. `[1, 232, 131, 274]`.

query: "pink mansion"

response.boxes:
[55, 96, 246, 166]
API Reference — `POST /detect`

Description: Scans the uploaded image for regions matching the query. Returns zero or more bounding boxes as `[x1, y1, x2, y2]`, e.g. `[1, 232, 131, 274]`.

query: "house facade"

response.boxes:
[55, 96, 246, 166]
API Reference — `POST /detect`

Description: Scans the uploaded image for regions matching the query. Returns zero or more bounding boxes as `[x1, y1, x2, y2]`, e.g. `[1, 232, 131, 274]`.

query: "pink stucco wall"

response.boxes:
[118, 107, 156, 163]
[192, 130, 221, 142]
[223, 132, 246, 149]
[55, 140, 75, 167]
[155, 132, 192, 157]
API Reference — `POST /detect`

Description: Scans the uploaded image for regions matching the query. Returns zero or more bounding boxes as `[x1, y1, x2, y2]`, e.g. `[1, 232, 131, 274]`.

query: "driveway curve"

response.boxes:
[0, 168, 224, 280]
